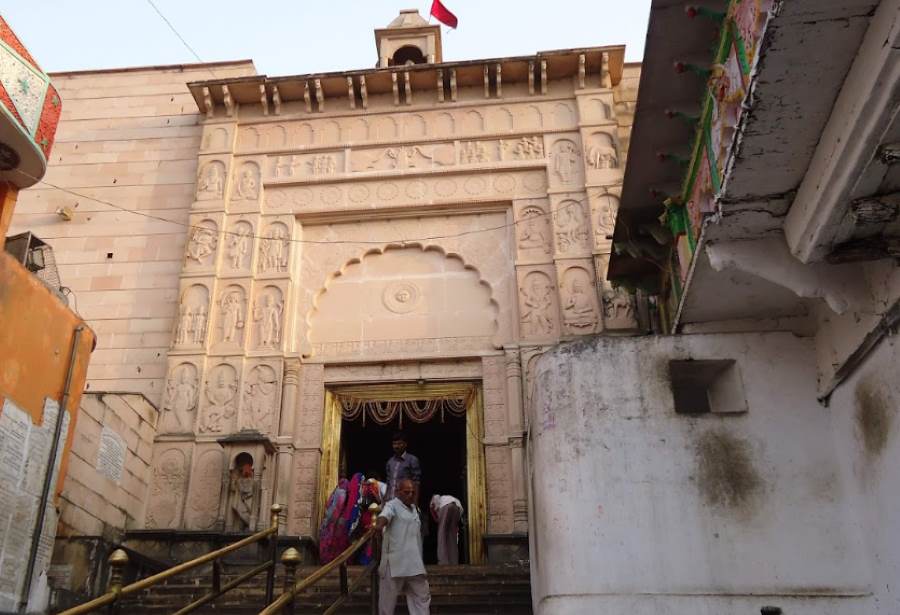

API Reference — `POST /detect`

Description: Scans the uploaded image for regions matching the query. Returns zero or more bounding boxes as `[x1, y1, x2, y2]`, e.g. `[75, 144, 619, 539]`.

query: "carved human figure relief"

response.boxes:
[233, 162, 260, 201]
[308, 154, 337, 175]
[274, 155, 292, 178]
[201, 364, 237, 433]
[227, 221, 253, 270]
[593, 194, 619, 243]
[461, 141, 489, 164]
[585, 132, 618, 169]
[145, 448, 187, 529]
[162, 363, 199, 432]
[508, 136, 544, 160]
[185, 219, 218, 266]
[196, 161, 225, 200]
[561, 267, 598, 333]
[242, 364, 278, 432]
[174, 285, 209, 348]
[228, 454, 260, 531]
[603, 284, 637, 329]
[253, 287, 284, 348]
[550, 139, 582, 184]
[520, 271, 555, 337]
[188, 450, 225, 529]
[259, 222, 290, 273]
[218, 286, 246, 345]
[517, 206, 552, 254]
[555, 200, 590, 254]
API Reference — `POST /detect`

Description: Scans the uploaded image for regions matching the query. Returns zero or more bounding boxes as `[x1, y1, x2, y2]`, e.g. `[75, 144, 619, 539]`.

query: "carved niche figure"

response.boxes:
[517, 206, 552, 254]
[603, 284, 636, 327]
[189, 450, 225, 530]
[175, 286, 208, 347]
[259, 224, 289, 273]
[228, 222, 252, 270]
[593, 194, 619, 242]
[586, 133, 618, 169]
[555, 201, 590, 254]
[309, 155, 337, 175]
[562, 268, 598, 332]
[242, 365, 278, 432]
[551, 139, 581, 184]
[145, 449, 187, 529]
[162, 364, 198, 432]
[520, 272, 555, 337]
[185, 221, 218, 265]
[175, 304, 193, 346]
[192, 304, 208, 345]
[196, 161, 225, 200]
[228, 453, 260, 532]
[253, 289, 284, 348]
[201, 364, 237, 433]
[234, 162, 260, 201]
[219, 288, 246, 344]
[274, 155, 292, 178]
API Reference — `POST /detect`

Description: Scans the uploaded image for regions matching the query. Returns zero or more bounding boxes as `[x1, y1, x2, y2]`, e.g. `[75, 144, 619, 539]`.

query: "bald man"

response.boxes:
[375, 478, 431, 615]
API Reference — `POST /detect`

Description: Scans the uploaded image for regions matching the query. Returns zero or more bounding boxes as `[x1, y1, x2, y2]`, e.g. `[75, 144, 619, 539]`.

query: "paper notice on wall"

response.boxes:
[0, 398, 70, 611]
[97, 427, 126, 484]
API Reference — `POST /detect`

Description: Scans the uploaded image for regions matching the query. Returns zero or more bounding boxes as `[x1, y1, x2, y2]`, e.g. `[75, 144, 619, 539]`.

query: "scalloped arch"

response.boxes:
[306, 243, 500, 350]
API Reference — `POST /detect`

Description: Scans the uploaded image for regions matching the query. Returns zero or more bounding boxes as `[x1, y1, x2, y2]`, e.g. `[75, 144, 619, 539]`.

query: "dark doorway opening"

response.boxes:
[339, 406, 468, 564]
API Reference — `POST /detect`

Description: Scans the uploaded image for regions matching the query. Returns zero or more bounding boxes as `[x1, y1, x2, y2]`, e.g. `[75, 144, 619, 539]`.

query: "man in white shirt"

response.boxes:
[429, 494, 463, 565]
[375, 478, 431, 615]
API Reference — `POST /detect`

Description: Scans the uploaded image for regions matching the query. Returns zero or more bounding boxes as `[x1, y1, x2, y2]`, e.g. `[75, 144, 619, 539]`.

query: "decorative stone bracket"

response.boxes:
[705, 237, 870, 314]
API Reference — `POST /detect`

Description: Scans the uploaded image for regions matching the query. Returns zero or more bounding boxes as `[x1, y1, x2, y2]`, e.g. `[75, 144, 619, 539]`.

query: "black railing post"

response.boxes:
[211, 561, 221, 595]
[265, 504, 282, 605]
[339, 563, 349, 596]
[280, 547, 301, 615]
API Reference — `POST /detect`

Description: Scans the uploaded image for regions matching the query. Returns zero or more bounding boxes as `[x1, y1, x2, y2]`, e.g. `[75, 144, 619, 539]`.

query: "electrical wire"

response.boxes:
[144, 0, 221, 80]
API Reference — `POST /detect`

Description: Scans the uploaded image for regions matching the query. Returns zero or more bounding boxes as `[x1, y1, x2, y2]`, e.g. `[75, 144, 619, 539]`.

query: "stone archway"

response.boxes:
[306, 245, 499, 360]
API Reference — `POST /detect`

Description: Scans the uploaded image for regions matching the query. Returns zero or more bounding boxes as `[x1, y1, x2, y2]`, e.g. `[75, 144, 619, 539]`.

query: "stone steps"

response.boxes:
[117, 564, 533, 614]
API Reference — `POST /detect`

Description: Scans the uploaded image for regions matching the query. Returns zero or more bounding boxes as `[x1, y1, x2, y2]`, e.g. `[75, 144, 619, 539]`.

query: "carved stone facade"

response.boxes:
[146, 12, 638, 555]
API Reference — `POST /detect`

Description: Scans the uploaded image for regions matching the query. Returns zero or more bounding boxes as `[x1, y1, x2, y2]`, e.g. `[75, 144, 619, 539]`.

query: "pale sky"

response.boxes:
[4, 1, 651, 76]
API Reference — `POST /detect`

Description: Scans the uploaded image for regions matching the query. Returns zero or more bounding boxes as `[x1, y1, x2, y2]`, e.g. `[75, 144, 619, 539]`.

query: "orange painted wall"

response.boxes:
[0, 245, 95, 496]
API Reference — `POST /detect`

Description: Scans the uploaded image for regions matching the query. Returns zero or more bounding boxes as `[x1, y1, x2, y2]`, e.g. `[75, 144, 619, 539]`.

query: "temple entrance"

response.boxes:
[318, 381, 487, 563]
[340, 408, 468, 563]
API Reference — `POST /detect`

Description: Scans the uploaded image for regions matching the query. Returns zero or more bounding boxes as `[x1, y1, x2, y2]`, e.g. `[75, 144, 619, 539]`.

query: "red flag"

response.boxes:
[430, 0, 458, 29]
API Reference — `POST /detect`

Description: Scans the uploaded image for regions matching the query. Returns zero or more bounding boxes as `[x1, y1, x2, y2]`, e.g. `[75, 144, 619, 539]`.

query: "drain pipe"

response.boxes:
[819, 299, 900, 406]
[18, 325, 84, 614]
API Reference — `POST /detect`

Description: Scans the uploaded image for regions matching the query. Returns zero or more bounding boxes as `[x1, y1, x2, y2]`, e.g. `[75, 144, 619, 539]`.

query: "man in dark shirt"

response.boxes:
[385, 432, 421, 502]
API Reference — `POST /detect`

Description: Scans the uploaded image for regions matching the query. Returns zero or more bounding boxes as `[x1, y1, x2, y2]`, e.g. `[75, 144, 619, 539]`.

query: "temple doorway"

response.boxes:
[319, 381, 487, 563]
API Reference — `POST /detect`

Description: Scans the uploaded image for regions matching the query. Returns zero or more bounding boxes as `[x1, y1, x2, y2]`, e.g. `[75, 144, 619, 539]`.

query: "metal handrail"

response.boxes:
[260, 504, 381, 615]
[58, 504, 283, 615]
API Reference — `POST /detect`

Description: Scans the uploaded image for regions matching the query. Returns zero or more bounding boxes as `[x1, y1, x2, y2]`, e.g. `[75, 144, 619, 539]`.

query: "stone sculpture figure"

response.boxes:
[146, 450, 186, 528]
[175, 304, 193, 345]
[229, 456, 260, 532]
[228, 225, 252, 269]
[521, 274, 554, 336]
[220, 290, 245, 343]
[461, 141, 488, 164]
[518, 209, 551, 253]
[253, 293, 283, 347]
[563, 276, 597, 330]
[197, 162, 224, 200]
[192, 304, 208, 345]
[202, 367, 237, 433]
[242, 365, 277, 432]
[603, 285, 636, 325]
[552, 140, 580, 184]
[586, 142, 617, 169]
[555, 202, 590, 253]
[260, 226, 289, 273]
[234, 163, 260, 200]
[163, 366, 198, 432]
[186, 226, 217, 264]
[511, 136, 544, 160]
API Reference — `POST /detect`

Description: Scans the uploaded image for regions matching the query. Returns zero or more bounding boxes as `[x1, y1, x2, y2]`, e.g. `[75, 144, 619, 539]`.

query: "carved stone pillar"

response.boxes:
[505, 346, 528, 533]
[274, 358, 301, 517]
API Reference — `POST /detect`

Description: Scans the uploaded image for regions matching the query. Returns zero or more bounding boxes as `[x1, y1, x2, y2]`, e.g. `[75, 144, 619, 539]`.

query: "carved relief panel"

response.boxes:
[583, 129, 623, 185]
[601, 282, 639, 331]
[514, 200, 553, 263]
[589, 191, 619, 249]
[173, 283, 211, 350]
[201, 124, 235, 154]
[575, 92, 615, 125]
[194, 157, 230, 209]
[213, 283, 249, 351]
[161, 360, 202, 434]
[222, 215, 257, 275]
[185, 447, 227, 530]
[240, 360, 282, 434]
[229, 158, 263, 213]
[144, 446, 190, 529]
[516, 266, 560, 341]
[184, 215, 222, 273]
[556, 261, 602, 335]
[547, 134, 585, 189]
[198, 361, 240, 435]
[250, 283, 286, 352]
[257, 219, 291, 277]
[552, 198, 591, 258]
[350, 144, 455, 172]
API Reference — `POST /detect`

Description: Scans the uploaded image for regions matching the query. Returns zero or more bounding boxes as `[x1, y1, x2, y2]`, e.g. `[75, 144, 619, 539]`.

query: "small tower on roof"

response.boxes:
[374, 9, 443, 68]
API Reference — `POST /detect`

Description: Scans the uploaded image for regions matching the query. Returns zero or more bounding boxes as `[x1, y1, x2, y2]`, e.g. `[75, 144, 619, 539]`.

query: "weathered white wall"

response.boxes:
[528, 332, 880, 614]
